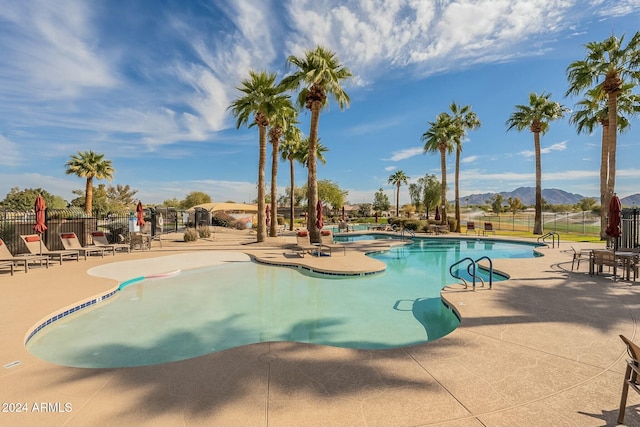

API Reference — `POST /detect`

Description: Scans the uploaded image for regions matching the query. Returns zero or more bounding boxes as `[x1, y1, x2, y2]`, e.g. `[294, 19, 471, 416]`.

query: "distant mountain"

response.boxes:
[464, 187, 586, 206]
[621, 194, 640, 207]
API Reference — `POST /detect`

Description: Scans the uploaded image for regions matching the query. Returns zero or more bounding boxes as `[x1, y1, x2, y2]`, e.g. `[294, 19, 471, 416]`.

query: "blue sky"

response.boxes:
[1, 0, 639, 207]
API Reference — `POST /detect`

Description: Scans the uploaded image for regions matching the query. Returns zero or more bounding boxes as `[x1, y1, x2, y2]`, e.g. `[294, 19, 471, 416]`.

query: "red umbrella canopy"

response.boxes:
[136, 201, 145, 227]
[316, 200, 324, 229]
[265, 204, 271, 225]
[33, 195, 47, 233]
[434, 206, 441, 221]
[605, 194, 622, 238]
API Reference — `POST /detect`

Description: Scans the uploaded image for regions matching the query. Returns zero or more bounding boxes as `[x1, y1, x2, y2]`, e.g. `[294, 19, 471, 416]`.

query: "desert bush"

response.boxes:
[212, 212, 235, 228]
[183, 228, 199, 242]
[404, 220, 421, 231]
[197, 225, 211, 238]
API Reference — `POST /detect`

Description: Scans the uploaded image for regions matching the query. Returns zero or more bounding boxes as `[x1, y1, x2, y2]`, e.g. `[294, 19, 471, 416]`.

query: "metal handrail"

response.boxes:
[537, 231, 560, 248]
[400, 228, 415, 240]
[449, 256, 494, 290]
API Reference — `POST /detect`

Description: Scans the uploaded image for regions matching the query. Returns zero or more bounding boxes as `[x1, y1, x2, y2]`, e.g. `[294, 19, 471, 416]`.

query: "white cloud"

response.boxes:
[0, 136, 22, 166]
[384, 166, 396, 172]
[519, 141, 568, 157]
[385, 147, 423, 161]
[462, 155, 478, 164]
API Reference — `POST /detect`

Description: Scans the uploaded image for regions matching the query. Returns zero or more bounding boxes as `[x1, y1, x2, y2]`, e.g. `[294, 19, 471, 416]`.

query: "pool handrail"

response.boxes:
[449, 256, 494, 290]
[537, 231, 560, 248]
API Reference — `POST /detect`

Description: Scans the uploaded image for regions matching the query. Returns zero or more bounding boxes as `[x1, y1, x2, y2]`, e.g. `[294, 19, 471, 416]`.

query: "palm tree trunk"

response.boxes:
[599, 122, 609, 239]
[534, 132, 543, 234]
[289, 158, 295, 231]
[257, 125, 267, 242]
[85, 177, 93, 215]
[439, 146, 447, 225]
[454, 148, 461, 232]
[307, 102, 321, 243]
[605, 91, 618, 228]
[269, 140, 279, 237]
[396, 184, 400, 216]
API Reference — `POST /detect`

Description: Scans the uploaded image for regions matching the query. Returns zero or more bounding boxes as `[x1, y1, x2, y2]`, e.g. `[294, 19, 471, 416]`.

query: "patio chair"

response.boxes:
[320, 229, 346, 256]
[58, 232, 107, 259]
[0, 237, 49, 272]
[618, 335, 640, 424]
[591, 249, 617, 276]
[91, 231, 130, 253]
[293, 230, 325, 257]
[570, 246, 592, 271]
[20, 234, 80, 265]
[466, 221, 477, 234]
[482, 222, 496, 236]
[0, 260, 14, 275]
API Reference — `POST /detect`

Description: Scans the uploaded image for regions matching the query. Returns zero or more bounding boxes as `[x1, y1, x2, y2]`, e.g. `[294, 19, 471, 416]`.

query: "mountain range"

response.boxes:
[464, 187, 640, 207]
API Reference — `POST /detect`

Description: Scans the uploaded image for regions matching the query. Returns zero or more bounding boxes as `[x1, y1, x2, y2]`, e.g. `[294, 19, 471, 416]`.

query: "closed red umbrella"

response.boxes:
[265, 204, 270, 227]
[606, 194, 622, 240]
[33, 195, 47, 255]
[434, 206, 441, 221]
[316, 200, 323, 229]
[136, 201, 145, 228]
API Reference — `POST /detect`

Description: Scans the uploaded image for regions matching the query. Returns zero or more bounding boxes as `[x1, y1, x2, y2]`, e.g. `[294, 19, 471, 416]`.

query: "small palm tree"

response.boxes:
[387, 170, 409, 216]
[569, 84, 640, 238]
[280, 125, 303, 231]
[65, 151, 114, 215]
[449, 102, 481, 232]
[281, 46, 352, 241]
[267, 102, 297, 237]
[506, 92, 568, 234]
[228, 70, 291, 242]
[422, 113, 456, 225]
[566, 31, 640, 223]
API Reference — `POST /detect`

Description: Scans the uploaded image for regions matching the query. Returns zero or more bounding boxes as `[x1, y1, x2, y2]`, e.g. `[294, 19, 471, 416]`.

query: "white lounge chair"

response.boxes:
[320, 229, 346, 256]
[0, 237, 49, 272]
[91, 231, 130, 253]
[293, 230, 326, 257]
[20, 234, 80, 265]
[59, 232, 107, 259]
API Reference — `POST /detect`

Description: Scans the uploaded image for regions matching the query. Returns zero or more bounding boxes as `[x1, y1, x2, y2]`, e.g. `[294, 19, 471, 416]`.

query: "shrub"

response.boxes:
[197, 225, 211, 238]
[183, 228, 199, 242]
[212, 212, 235, 228]
[404, 220, 421, 231]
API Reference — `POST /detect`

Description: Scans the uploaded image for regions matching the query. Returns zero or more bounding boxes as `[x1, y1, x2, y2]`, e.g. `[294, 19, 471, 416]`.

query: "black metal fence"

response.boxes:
[0, 207, 187, 256]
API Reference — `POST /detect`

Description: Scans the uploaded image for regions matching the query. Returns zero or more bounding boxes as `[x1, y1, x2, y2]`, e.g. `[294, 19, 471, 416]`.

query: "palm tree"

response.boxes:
[387, 170, 408, 216]
[448, 102, 481, 232]
[506, 92, 569, 234]
[281, 46, 352, 242]
[65, 151, 114, 215]
[422, 113, 456, 225]
[267, 102, 297, 237]
[228, 70, 291, 242]
[299, 137, 328, 168]
[566, 32, 640, 226]
[280, 125, 303, 231]
[569, 84, 640, 238]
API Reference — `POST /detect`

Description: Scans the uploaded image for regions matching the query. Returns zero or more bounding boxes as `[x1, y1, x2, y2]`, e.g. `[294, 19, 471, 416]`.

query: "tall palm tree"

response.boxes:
[267, 102, 297, 237]
[65, 151, 114, 215]
[569, 84, 640, 238]
[299, 137, 328, 168]
[449, 102, 481, 232]
[280, 125, 303, 231]
[228, 70, 291, 243]
[506, 92, 568, 234]
[566, 32, 640, 226]
[387, 170, 409, 216]
[281, 46, 352, 242]
[422, 113, 456, 225]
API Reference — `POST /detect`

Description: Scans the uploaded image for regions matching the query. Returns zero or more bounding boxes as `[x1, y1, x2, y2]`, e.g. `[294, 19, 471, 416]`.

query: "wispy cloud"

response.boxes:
[385, 147, 423, 161]
[384, 166, 396, 172]
[0, 136, 22, 167]
[519, 141, 568, 157]
[462, 155, 479, 164]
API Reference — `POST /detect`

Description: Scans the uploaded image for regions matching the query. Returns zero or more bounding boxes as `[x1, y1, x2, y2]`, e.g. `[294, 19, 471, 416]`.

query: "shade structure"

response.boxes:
[316, 200, 323, 229]
[33, 195, 47, 234]
[605, 194, 622, 239]
[136, 201, 145, 227]
[434, 206, 441, 221]
[265, 204, 270, 226]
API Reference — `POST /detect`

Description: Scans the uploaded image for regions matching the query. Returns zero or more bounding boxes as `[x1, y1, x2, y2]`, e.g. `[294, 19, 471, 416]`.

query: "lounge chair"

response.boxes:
[0, 237, 49, 272]
[320, 229, 346, 256]
[466, 221, 477, 234]
[482, 222, 496, 236]
[58, 232, 107, 259]
[20, 234, 80, 265]
[91, 231, 130, 253]
[0, 260, 14, 275]
[618, 335, 640, 424]
[570, 246, 592, 271]
[293, 230, 325, 257]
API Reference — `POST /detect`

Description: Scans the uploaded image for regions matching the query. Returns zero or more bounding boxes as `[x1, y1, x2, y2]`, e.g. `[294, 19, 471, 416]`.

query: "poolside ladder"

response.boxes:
[400, 227, 415, 240]
[449, 256, 494, 290]
[537, 231, 560, 248]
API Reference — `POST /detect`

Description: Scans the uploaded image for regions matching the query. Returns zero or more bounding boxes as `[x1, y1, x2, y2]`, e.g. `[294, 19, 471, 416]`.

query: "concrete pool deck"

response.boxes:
[0, 228, 639, 426]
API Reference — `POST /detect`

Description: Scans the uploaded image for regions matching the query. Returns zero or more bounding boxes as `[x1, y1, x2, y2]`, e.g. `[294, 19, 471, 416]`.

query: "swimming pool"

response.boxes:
[333, 233, 398, 242]
[26, 237, 540, 368]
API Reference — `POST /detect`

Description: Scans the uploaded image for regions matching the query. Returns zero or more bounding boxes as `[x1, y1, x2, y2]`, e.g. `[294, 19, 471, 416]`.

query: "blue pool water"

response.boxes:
[26, 237, 540, 368]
